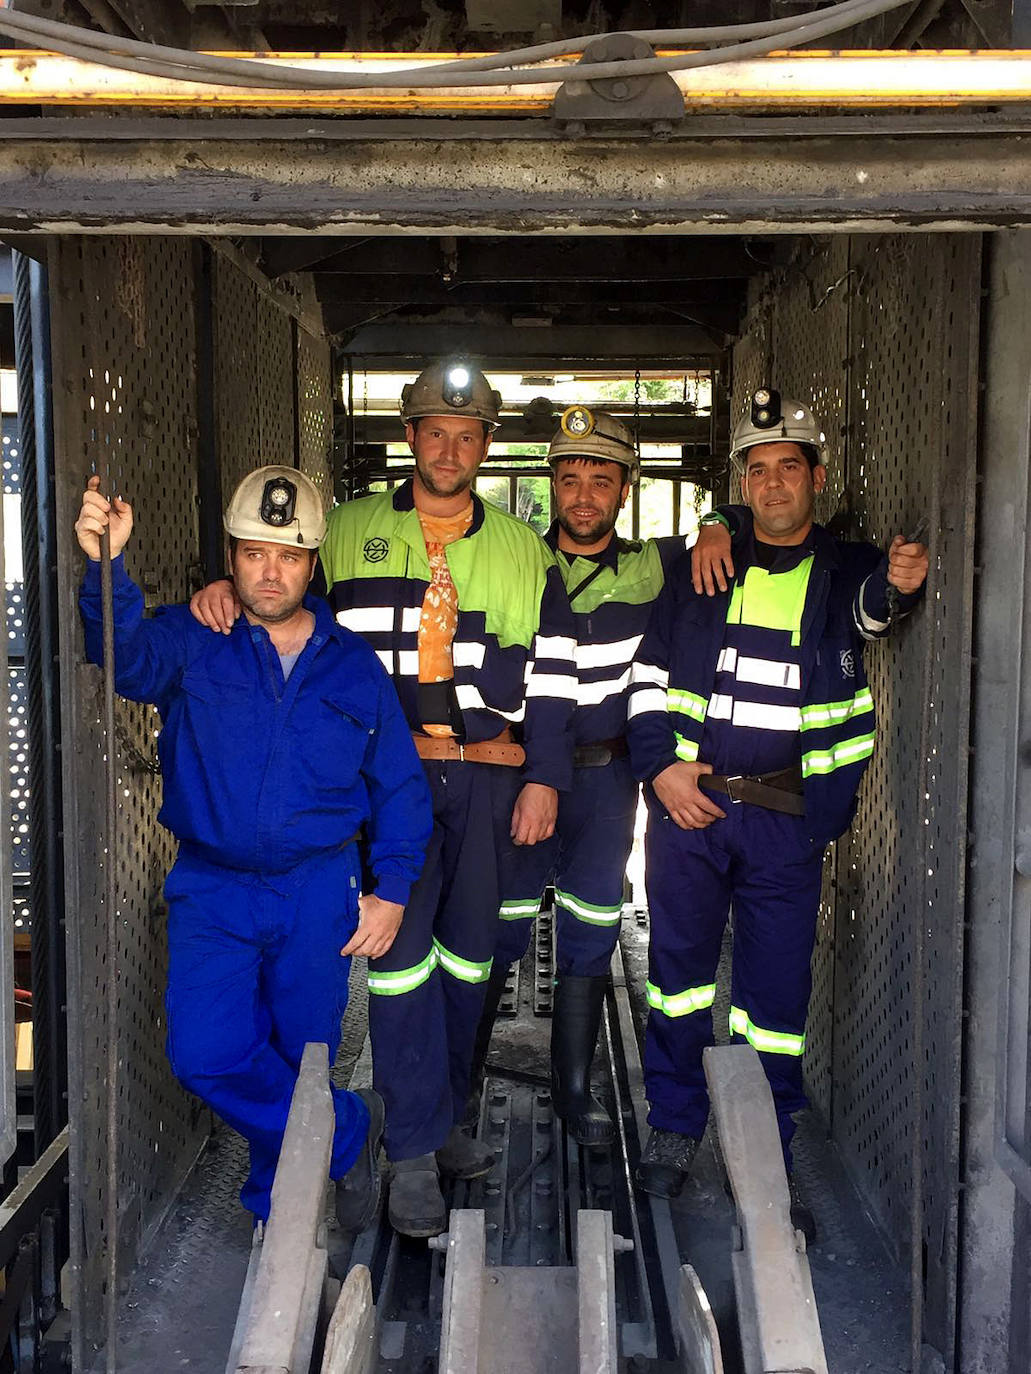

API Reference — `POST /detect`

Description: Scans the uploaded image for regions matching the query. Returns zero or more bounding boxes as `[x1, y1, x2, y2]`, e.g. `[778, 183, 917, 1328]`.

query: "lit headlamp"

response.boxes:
[560, 405, 596, 440]
[443, 364, 472, 409]
[260, 476, 296, 528]
[750, 387, 782, 430]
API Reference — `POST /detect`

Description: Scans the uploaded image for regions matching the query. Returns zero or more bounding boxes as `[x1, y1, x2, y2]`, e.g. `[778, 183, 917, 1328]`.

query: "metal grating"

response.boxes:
[296, 325, 333, 500]
[732, 233, 979, 1367]
[50, 236, 208, 1368]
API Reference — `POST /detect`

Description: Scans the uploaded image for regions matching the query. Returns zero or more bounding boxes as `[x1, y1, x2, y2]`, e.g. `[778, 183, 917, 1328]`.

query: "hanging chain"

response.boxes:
[633, 367, 642, 458]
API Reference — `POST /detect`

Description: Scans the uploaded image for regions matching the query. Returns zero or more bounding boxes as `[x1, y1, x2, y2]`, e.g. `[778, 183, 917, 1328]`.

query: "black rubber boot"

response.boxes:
[388, 1154, 447, 1238]
[463, 960, 512, 1127]
[550, 974, 615, 1145]
[636, 1129, 699, 1199]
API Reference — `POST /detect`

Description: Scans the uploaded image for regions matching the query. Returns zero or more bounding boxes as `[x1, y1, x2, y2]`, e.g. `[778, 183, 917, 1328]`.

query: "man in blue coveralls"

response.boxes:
[473, 406, 731, 1144]
[628, 389, 929, 1239]
[75, 465, 432, 1230]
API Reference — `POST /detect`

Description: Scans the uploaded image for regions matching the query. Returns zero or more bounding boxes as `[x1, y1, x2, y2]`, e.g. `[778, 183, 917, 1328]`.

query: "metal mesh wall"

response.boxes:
[296, 326, 333, 499]
[732, 234, 979, 1366]
[49, 237, 330, 1367]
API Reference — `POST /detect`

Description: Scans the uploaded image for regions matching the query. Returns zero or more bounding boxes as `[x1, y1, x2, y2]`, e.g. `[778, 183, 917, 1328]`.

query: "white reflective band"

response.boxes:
[856, 578, 891, 634]
[578, 672, 630, 706]
[375, 649, 419, 675]
[336, 605, 395, 635]
[455, 683, 487, 712]
[706, 693, 733, 720]
[375, 649, 392, 673]
[627, 687, 667, 720]
[576, 636, 642, 672]
[526, 672, 578, 700]
[800, 689, 874, 728]
[555, 889, 623, 925]
[802, 733, 875, 776]
[731, 700, 801, 731]
[735, 655, 801, 690]
[536, 634, 577, 660]
[452, 641, 486, 670]
[500, 898, 541, 919]
[631, 661, 669, 688]
[716, 646, 738, 674]
[674, 734, 700, 762]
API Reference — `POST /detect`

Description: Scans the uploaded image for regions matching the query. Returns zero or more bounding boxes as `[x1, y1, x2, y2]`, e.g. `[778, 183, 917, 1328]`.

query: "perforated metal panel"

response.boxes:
[297, 325, 333, 501]
[733, 234, 979, 1367]
[49, 236, 208, 1368]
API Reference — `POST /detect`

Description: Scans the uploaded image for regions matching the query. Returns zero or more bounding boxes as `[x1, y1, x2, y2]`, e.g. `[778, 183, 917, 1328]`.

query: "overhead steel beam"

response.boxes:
[2, 121, 1031, 233]
[340, 322, 723, 360]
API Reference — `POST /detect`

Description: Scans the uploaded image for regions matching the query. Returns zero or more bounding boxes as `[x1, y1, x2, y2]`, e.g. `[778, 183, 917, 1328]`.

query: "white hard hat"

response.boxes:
[731, 389, 827, 466]
[549, 406, 639, 482]
[223, 466, 326, 549]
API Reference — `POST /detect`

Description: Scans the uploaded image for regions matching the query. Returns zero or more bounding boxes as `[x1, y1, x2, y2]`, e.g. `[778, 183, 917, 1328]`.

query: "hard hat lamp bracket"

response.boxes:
[751, 387, 782, 430]
[260, 477, 297, 529]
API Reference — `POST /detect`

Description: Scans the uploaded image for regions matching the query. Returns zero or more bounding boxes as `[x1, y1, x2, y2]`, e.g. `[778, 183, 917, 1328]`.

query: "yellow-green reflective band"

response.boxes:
[646, 980, 716, 1017]
[368, 947, 437, 996]
[667, 687, 708, 723]
[433, 938, 493, 984]
[800, 689, 874, 730]
[499, 898, 541, 921]
[801, 732, 875, 777]
[674, 733, 700, 763]
[729, 1005, 805, 1056]
[555, 888, 622, 927]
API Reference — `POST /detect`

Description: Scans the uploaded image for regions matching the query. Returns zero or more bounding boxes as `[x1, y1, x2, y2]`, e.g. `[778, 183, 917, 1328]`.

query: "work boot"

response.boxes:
[436, 1125, 496, 1180]
[463, 960, 513, 1126]
[636, 1129, 700, 1199]
[388, 1154, 447, 1238]
[334, 1088, 385, 1233]
[787, 1173, 816, 1246]
[550, 974, 615, 1145]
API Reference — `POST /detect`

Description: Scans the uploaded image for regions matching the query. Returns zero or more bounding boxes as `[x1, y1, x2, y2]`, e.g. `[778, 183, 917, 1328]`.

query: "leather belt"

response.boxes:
[699, 764, 805, 816]
[573, 737, 629, 769]
[411, 728, 526, 768]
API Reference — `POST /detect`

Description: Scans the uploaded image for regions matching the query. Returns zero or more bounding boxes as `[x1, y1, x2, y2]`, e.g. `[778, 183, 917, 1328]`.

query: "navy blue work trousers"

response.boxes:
[163, 845, 369, 1223]
[643, 799, 824, 1167]
[368, 760, 522, 1160]
[496, 755, 638, 978]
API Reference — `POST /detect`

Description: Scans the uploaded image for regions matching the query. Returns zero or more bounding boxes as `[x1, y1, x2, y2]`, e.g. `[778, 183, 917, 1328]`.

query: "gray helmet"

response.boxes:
[730, 389, 827, 466]
[223, 465, 326, 549]
[548, 405, 639, 482]
[400, 359, 502, 429]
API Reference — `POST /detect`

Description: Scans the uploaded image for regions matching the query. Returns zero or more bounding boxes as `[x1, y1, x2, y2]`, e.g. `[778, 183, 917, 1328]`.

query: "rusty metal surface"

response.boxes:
[2, 128, 1031, 233]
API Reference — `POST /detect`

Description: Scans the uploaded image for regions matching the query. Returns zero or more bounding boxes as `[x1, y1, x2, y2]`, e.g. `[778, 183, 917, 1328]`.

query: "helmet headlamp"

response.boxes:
[260, 477, 296, 529]
[751, 387, 782, 430]
[443, 364, 472, 409]
[560, 405, 596, 440]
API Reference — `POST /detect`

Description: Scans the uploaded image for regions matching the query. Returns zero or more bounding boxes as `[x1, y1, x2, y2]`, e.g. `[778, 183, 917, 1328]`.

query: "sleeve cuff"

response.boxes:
[374, 873, 411, 907]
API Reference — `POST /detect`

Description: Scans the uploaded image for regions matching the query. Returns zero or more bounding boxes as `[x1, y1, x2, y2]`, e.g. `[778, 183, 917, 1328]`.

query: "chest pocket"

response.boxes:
[290, 695, 374, 793]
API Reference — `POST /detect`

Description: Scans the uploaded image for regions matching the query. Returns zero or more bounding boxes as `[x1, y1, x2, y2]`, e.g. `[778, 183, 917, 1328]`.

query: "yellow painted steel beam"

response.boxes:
[1, 49, 1031, 111]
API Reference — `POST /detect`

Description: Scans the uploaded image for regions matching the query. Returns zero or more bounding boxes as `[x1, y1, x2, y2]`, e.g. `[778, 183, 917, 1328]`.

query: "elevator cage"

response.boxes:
[14, 226, 1024, 1371]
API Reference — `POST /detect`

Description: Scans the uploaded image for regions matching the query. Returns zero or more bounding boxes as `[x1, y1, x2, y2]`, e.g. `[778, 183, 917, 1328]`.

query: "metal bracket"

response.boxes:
[553, 36, 685, 133]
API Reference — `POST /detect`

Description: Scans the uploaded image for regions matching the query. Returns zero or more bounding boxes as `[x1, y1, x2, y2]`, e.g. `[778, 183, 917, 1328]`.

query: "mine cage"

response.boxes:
[0, 0, 1029, 1370]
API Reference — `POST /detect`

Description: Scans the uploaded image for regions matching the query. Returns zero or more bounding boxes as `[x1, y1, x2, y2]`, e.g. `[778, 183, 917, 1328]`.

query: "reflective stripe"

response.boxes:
[799, 689, 874, 729]
[536, 633, 577, 660]
[856, 576, 890, 635]
[338, 605, 420, 635]
[578, 673, 630, 706]
[525, 672, 578, 700]
[706, 692, 732, 720]
[801, 732, 875, 777]
[729, 1005, 805, 1056]
[434, 938, 492, 984]
[646, 980, 716, 1017]
[735, 655, 801, 691]
[367, 947, 437, 996]
[555, 888, 623, 926]
[453, 641, 486, 670]
[667, 687, 708, 723]
[500, 897, 541, 921]
[631, 661, 669, 688]
[627, 686, 667, 720]
[576, 635, 642, 671]
[716, 646, 737, 673]
[373, 648, 418, 676]
[730, 700, 801, 732]
[674, 733, 700, 763]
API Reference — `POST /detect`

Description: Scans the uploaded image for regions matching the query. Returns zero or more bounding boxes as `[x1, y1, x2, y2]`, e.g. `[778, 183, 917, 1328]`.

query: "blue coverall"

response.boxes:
[80, 556, 432, 1220]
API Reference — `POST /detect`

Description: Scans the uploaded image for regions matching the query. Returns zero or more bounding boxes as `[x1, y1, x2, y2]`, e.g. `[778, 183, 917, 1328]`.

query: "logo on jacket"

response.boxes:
[363, 537, 389, 563]
[840, 648, 855, 678]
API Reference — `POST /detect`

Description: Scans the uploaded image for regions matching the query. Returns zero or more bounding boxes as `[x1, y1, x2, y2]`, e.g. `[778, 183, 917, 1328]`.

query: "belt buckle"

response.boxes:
[459, 742, 466, 762]
[725, 774, 744, 804]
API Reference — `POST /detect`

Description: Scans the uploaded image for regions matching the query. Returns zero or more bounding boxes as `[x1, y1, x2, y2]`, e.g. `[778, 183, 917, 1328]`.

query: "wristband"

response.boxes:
[699, 511, 730, 530]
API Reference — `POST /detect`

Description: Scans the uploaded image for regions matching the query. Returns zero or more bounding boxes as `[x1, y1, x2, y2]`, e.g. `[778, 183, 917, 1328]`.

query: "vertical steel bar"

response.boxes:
[99, 514, 118, 1373]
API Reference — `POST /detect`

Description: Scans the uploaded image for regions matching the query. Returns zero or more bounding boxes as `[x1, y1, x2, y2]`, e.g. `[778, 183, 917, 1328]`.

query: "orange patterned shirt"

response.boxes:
[417, 505, 473, 737]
